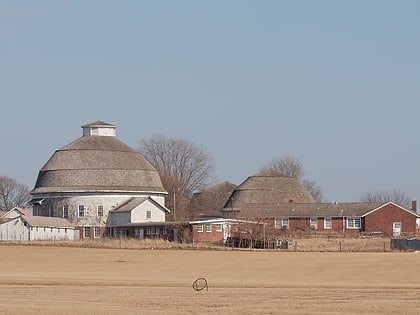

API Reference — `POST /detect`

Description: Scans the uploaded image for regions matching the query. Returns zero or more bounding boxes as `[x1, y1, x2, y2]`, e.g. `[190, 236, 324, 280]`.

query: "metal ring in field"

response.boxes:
[192, 277, 208, 291]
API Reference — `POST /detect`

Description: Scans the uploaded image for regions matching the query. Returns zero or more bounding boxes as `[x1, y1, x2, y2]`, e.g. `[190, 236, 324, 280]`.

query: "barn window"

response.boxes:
[84, 227, 90, 238]
[205, 224, 212, 233]
[215, 224, 222, 232]
[63, 205, 69, 218]
[78, 205, 85, 217]
[94, 227, 100, 238]
[324, 217, 332, 229]
[197, 224, 203, 233]
[347, 217, 361, 229]
[97, 205, 104, 217]
[146, 211, 152, 220]
[275, 218, 289, 229]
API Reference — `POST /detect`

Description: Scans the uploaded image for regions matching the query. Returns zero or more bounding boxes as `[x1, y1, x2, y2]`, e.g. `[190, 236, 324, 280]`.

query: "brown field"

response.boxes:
[0, 242, 420, 314]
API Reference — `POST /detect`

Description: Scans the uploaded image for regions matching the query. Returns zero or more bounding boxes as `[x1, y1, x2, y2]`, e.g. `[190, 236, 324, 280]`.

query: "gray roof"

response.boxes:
[222, 170, 316, 212]
[223, 201, 420, 219]
[188, 181, 237, 219]
[22, 215, 75, 228]
[81, 120, 116, 128]
[31, 123, 166, 195]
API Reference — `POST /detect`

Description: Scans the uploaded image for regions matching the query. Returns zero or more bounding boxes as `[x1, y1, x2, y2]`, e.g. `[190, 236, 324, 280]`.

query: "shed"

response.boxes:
[0, 215, 78, 241]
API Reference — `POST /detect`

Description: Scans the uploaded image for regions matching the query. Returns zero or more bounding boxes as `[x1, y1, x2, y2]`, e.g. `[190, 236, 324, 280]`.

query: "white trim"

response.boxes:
[362, 202, 420, 218]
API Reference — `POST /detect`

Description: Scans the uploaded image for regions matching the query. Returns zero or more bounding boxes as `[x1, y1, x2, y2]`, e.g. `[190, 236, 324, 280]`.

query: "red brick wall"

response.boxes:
[364, 204, 417, 237]
[191, 223, 224, 243]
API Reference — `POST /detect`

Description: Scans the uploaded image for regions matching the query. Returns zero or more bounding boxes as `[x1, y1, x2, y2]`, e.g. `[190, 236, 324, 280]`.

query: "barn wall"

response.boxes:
[32, 193, 166, 227]
[0, 218, 29, 241]
[364, 204, 417, 237]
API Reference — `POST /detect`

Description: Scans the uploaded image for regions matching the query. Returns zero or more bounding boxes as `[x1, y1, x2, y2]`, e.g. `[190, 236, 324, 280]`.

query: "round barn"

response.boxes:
[30, 121, 169, 239]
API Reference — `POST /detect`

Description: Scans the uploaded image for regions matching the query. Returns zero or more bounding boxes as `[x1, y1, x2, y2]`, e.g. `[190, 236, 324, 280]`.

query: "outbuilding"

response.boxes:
[0, 215, 78, 241]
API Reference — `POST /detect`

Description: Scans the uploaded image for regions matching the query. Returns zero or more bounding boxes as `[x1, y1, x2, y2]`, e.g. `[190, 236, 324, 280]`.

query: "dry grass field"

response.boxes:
[0, 243, 420, 314]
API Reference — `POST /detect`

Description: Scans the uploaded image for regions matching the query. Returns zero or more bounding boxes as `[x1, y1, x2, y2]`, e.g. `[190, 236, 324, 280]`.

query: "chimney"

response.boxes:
[288, 199, 294, 204]
[412, 200, 417, 212]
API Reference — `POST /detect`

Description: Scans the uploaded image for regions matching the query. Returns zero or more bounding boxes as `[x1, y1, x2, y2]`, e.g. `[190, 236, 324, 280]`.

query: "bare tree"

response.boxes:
[260, 154, 323, 202]
[260, 155, 305, 180]
[0, 175, 31, 211]
[138, 134, 214, 221]
[302, 179, 323, 202]
[360, 189, 412, 208]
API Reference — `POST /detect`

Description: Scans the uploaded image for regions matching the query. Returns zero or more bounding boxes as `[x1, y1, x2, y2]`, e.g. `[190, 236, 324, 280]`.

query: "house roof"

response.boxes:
[222, 170, 315, 212]
[110, 197, 171, 213]
[230, 201, 420, 218]
[31, 122, 166, 195]
[22, 215, 75, 228]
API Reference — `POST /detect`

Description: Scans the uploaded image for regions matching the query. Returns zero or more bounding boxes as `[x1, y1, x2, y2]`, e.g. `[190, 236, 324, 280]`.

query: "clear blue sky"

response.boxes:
[1, 1, 419, 203]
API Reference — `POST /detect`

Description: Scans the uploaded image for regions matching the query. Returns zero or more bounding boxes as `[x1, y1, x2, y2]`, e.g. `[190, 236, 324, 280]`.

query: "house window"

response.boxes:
[146, 211, 152, 220]
[84, 227, 90, 238]
[146, 227, 152, 235]
[324, 217, 332, 229]
[97, 205, 104, 217]
[94, 227, 100, 238]
[150, 227, 156, 235]
[63, 205, 69, 218]
[275, 218, 289, 229]
[347, 217, 361, 229]
[65, 228, 67, 233]
[156, 227, 160, 234]
[215, 224, 222, 232]
[197, 224, 203, 233]
[206, 224, 212, 233]
[78, 205, 85, 217]
[163, 226, 168, 235]
[310, 217, 317, 229]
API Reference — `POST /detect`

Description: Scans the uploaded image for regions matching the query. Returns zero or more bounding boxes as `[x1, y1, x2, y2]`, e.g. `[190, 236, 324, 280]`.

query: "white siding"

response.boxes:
[0, 217, 29, 241]
[131, 200, 166, 223]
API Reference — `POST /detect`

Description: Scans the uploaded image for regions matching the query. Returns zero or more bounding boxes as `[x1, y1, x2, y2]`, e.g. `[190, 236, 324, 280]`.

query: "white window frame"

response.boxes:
[94, 226, 100, 238]
[78, 205, 85, 217]
[275, 218, 289, 229]
[205, 224, 212, 233]
[163, 226, 168, 235]
[310, 217, 317, 229]
[324, 217, 332, 229]
[197, 224, 203, 233]
[97, 205, 104, 217]
[84, 226, 90, 238]
[215, 224, 222, 232]
[347, 217, 361, 229]
[63, 205, 69, 218]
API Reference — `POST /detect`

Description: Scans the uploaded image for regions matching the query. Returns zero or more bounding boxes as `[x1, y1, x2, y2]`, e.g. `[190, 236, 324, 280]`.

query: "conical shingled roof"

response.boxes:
[31, 121, 166, 194]
[188, 181, 237, 219]
[223, 170, 316, 213]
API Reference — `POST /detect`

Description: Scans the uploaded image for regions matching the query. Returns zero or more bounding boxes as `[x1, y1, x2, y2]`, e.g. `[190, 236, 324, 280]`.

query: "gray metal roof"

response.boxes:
[31, 124, 166, 195]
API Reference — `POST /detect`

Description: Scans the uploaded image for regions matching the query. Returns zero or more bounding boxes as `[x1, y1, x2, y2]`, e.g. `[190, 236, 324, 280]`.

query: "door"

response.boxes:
[393, 222, 402, 237]
[139, 228, 144, 240]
